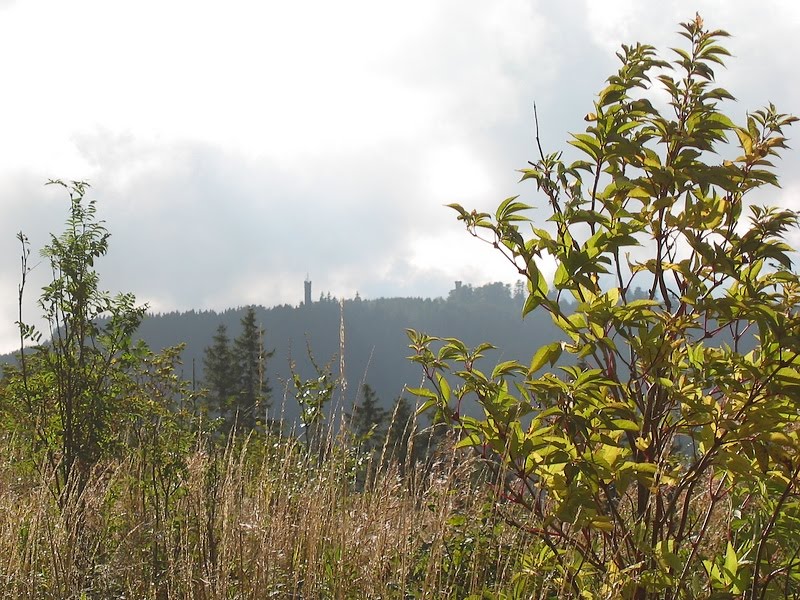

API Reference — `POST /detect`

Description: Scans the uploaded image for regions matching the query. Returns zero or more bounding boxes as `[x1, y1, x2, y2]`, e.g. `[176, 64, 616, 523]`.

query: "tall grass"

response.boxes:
[0, 420, 533, 599]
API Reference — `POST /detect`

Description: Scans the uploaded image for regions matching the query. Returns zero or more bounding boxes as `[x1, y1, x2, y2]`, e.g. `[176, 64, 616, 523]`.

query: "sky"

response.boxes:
[0, 0, 799, 353]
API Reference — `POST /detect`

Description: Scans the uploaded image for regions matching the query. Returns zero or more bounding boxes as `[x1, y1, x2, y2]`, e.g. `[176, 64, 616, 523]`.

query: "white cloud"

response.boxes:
[0, 1, 799, 354]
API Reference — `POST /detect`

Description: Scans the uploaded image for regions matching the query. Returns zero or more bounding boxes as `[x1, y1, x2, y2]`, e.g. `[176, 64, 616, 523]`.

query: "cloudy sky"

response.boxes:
[0, 0, 798, 353]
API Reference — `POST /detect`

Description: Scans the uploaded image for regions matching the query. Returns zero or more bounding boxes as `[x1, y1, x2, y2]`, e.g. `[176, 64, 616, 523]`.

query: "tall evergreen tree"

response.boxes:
[202, 324, 234, 424]
[232, 306, 274, 431]
[346, 383, 388, 453]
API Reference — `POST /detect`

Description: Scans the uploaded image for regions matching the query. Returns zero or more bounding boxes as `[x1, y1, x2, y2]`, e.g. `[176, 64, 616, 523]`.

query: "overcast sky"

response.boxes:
[1, 1, 798, 353]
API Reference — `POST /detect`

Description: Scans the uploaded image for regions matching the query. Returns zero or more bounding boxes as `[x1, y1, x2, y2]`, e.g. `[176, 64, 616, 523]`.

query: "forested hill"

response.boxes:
[133, 281, 563, 419]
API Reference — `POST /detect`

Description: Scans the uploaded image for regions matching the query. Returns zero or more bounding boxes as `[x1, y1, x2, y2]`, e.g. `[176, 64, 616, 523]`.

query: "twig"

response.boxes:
[533, 103, 546, 162]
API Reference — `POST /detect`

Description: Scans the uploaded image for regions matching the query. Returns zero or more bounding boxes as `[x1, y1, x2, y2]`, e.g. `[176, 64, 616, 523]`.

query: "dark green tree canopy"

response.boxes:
[346, 383, 389, 453]
[203, 306, 273, 434]
[203, 324, 234, 412]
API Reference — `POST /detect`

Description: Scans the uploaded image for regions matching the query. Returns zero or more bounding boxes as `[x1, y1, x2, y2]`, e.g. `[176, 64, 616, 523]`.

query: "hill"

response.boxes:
[134, 281, 561, 420]
[1, 281, 564, 422]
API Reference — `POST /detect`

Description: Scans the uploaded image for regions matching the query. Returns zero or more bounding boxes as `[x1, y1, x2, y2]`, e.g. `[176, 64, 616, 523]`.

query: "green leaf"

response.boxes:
[406, 387, 437, 400]
[527, 258, 549, 298]
[492, 360, 524, 379]
[611, 419, 641, 432]
[529, 342, 563, 375]
[723, 542, 738, 581]
[569, 133, 603, 160]
[553, 263, 569, 288]
[415, 398, 438, 415]
[522, 292, 541, 318]
[436, 373, 451, 402]
[454, 433, 483, 449]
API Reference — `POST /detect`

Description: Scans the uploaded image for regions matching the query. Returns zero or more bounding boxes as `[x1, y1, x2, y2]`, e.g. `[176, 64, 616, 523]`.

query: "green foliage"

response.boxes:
[291, 346, 336, 449]
[6, 181, 150, 498]
[1, 181, 204, 523]
[124, 342, 204, 584]
[410, 15, 800, 599]
[411, 502, 519, 598]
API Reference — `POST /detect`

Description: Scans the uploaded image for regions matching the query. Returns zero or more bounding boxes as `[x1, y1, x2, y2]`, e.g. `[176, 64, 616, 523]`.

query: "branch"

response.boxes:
[534, 103, 546, 162]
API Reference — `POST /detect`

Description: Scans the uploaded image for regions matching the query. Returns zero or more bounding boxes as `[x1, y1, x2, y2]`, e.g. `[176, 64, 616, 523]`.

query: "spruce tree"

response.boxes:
[202, 324, 234, 425]
[346, 383, 388, 453]
[232, 306, 273, 431]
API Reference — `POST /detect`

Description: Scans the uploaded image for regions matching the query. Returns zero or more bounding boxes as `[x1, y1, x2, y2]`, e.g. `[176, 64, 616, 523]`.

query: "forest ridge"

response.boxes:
[130, 280, 559, 421]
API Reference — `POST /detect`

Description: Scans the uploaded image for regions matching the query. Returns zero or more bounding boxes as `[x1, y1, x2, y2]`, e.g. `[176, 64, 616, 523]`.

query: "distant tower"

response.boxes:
[304, 276, 312, 306]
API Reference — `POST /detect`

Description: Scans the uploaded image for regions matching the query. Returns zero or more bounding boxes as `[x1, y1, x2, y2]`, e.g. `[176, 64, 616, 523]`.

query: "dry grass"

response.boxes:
[0, 428, 532, 599]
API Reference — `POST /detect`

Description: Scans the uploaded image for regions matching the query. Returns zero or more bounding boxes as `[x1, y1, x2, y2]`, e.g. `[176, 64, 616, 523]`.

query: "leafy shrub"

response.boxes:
[409, 15, 800, 599]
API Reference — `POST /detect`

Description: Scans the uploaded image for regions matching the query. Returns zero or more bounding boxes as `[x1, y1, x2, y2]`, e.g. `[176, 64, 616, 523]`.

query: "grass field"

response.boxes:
[0, 420, 542, 599]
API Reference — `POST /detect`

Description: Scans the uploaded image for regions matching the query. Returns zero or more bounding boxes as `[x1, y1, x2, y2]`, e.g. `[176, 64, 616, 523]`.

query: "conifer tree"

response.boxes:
[202, 324, 234, 424]
[232, 306, 273, 431]
[346, 383, 388, 453]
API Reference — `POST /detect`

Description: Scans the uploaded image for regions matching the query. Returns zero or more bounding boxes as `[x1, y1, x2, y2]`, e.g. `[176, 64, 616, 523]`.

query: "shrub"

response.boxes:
[409, 15, 800, 599]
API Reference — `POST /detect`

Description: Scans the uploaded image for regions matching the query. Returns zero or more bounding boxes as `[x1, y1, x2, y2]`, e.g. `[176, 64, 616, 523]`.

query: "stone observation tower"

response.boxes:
[304, 276, 312, 306]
